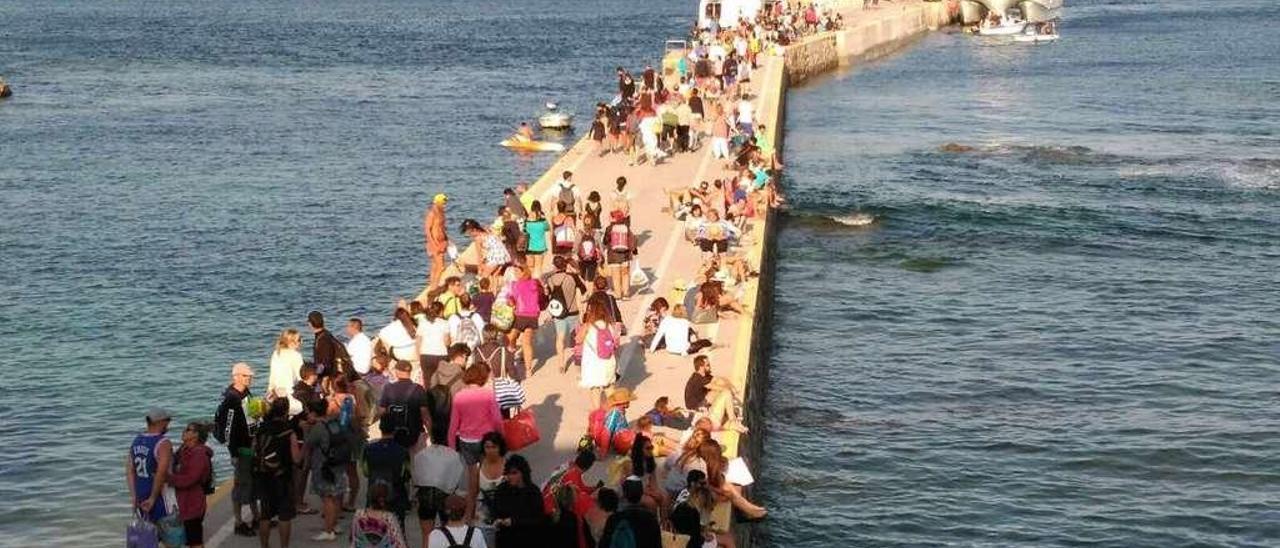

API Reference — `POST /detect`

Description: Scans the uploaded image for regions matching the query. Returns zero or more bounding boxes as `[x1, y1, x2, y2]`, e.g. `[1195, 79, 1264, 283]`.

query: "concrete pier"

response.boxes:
[200, 2, 952, 546]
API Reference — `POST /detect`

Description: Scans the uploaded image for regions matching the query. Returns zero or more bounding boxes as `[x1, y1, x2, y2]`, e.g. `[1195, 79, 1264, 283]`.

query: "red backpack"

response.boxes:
[587, 407, 610, 455]
[595, 326, 618, 360]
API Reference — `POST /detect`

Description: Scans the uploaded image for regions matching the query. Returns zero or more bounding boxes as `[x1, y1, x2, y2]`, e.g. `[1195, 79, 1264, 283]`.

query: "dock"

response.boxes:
[200, 1, 953, 546]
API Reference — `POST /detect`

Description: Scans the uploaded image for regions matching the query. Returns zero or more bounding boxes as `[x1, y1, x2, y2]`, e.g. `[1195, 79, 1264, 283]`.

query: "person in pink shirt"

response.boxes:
[506, 264, 545, 371]
[447, 362, 504, 466]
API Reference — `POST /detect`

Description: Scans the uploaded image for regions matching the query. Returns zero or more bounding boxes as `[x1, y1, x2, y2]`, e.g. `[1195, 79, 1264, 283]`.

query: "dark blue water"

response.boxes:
[760, 1, 1280, 546]
[0, 0, 690, 544]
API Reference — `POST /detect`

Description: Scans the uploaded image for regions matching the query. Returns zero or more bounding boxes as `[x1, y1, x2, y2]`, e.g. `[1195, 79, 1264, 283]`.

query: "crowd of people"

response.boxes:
[116, 2, 863, 546]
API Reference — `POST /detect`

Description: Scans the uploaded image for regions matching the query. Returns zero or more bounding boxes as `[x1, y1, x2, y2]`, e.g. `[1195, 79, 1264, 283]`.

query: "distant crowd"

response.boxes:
[119, 2, 856, 547]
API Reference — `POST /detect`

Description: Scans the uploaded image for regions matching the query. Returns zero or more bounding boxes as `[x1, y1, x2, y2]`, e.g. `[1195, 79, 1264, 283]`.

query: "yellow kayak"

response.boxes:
[500, 138, 565, 153]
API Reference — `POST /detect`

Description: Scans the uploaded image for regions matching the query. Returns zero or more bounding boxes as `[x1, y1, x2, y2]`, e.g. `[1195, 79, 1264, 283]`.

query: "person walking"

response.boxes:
[169, 421, 214, 548]
[506, 264, 544, 372]
[447, 363, 504, 465]
[215, 362, 259, 537]
[127, 409, 174, 525]
[604, 210, 637, 300]
[378, 360, 431, 449]
[425, 193, 450, 289]
[577, 299, 620, 407]
[545, 256, 587, 373]
[522, 201, 551, 275]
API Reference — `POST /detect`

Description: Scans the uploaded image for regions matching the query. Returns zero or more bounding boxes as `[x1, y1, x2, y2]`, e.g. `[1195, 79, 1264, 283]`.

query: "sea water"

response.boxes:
[760, 0, 1279, 546]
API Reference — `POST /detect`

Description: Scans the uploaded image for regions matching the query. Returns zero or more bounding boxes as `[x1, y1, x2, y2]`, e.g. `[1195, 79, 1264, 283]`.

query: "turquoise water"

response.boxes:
[0, 0, 688, 544]
[759, 1, 1279, 546]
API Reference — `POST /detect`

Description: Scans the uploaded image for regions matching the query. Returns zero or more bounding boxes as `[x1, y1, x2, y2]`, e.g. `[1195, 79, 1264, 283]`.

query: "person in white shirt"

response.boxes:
[737, 97, 754, 137]
[345, 318, 373, 375]
[648, 304, 712, 356]
[448, 294, 486, 352]
[427, 495, 486, 548]
[413, 442, 471, 541]
[266, 328, 303, 397]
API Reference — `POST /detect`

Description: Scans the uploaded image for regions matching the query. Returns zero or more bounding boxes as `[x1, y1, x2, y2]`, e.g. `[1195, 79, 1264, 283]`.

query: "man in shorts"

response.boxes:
[411, 431, 467, 538]
[545, 256, 587, 372]
[254, 398, 300, 548]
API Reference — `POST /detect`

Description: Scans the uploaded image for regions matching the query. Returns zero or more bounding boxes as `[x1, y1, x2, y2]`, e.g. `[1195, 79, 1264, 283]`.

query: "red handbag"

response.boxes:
[503, 408, 541, 451]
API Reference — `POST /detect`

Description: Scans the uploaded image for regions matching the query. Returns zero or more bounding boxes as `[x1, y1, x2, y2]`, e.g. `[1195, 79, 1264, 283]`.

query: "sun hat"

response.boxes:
[607, 387, 639, 406]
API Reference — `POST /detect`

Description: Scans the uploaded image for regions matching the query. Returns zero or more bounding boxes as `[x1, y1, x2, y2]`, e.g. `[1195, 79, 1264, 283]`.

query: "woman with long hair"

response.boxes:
[267, 328, 303, 397]
[378, 305, 418, 364]
[493, 454, 547, 548]
[522, 200, 551, 276]
[415, 300, 451, 386]
[506, 264, 542, 372]
[577, 298, 618, 406]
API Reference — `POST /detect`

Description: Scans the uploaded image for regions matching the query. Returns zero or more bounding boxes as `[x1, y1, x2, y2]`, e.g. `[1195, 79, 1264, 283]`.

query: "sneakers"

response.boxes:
[312, 531, 338, 541]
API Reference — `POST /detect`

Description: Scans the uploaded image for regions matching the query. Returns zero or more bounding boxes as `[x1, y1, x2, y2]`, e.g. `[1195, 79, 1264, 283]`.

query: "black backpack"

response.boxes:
[547, 281, 569, 319]
[321, 420, 352, 469]
[438, 526, 476, 548]
[386, 401, 417, 448]
[252, 425, 292, 477]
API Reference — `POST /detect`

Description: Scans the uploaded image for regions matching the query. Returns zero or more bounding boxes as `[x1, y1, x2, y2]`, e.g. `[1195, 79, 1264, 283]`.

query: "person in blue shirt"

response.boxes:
[127, 408, 174, 522]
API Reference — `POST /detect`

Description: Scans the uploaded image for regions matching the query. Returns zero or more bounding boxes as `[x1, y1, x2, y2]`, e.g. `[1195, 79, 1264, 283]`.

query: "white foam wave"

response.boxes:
[832, 213, 877, 226]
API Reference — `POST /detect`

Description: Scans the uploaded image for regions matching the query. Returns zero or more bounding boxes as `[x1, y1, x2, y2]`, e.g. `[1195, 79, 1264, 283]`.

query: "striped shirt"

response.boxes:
[494, 378, 526, 413]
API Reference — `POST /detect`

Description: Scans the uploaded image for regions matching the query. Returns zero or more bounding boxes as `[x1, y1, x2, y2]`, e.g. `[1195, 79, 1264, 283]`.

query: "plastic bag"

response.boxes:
[126, 516, 159, 548]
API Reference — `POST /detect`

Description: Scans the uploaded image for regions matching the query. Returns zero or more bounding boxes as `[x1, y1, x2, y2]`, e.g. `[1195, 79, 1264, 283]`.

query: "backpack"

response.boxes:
[320, 420, 352, 470]
[546, 279, 569, 320]
[592, 325, 617, 360]
[456, 312, 482, 349]
[202, 458, 216, 495]
[438, 526, 476, 548]
[558, 184, 576, 212]
[212, 398, 230, 445]
[578, 239, 599, 262]
[337, 396, 354, 431]
[608, 223, 632, 252]
[252, 425, 292, 477]
[386, 401, 416, 448]
[611, 517, 638, 548]
[553, 221, 576, 250]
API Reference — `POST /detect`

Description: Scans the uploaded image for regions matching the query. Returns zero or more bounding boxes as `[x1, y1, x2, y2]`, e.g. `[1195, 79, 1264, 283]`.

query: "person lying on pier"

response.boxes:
[697, 274, 747, 320]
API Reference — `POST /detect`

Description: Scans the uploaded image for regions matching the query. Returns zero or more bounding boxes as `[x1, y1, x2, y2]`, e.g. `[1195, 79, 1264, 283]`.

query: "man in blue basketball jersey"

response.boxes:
[127, 408, 174, 522]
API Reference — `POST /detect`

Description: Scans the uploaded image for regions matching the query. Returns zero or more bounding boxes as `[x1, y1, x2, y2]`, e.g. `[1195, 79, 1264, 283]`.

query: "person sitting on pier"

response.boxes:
[683, 355, 747, 435]
[696, 209, 740, 261]
[648, 304, 713, 356]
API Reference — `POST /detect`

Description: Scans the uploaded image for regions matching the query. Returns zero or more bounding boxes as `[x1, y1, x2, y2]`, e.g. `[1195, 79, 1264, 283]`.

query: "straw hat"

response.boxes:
[607, 387, 638, 406]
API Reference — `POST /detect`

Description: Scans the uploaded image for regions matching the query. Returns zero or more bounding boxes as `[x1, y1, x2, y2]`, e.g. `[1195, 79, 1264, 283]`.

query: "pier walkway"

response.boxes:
[200, 1, 951, 546]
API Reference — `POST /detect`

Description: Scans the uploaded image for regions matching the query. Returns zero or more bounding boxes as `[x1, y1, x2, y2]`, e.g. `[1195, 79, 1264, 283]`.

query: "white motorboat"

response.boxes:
[978, 18, 1027, 35]
[1014, 21, 1059, 42]
[538, 102, 574, 130]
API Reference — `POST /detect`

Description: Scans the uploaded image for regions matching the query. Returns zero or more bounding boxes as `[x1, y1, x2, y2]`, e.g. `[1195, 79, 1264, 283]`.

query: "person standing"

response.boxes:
[522, 201, 551, 275]
[266, 329, 303, 398]
[126, 409, 174, 525]
[169, 422, 213, 548]
[309, 311, 348, 381]
[254, 397, 301, 548]
[492, 455, 547, 548]
[215, 362, 259, 536]
[428, 495, 486, 548]
[503, 187, 528, 220]
[345, 318, 373, 375]
[362, 417, 411, 533]
[379, 360, 431, 450]
[507, 264, 544, 372]
[303, 399, 350, 541]
[446, 363, 504, 465]
[425, 193, 450, 289]
[412, 437, 468, 540]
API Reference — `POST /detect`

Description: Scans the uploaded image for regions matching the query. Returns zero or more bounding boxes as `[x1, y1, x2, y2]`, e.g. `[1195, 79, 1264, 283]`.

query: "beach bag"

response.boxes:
[491, 302, 515, 331]
[630, 259, 646, 287]
[502, 408, 540, 451]
[126, 514, 160, 548]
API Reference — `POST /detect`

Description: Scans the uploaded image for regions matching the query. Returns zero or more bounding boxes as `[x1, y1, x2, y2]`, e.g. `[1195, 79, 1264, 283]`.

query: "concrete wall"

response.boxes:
[786, 1, 953, 85]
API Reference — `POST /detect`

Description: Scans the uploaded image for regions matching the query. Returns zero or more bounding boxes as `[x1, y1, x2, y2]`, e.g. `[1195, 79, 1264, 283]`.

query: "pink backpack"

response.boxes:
[594, 325, 618, 360]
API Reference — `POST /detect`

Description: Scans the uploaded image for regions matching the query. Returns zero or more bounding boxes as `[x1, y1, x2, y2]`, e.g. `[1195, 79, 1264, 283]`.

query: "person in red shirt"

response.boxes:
[542, 450, 600, 519]
[169, 421, 214, 548]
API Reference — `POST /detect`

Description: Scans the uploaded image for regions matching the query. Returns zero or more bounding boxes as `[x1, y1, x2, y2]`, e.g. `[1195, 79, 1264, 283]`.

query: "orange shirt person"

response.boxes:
[425, 193, 450, 288]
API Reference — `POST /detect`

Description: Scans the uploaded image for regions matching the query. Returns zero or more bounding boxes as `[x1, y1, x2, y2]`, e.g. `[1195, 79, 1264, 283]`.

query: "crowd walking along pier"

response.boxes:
[191, 2, 953, 547]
